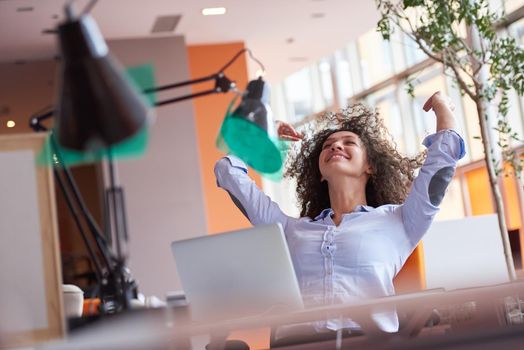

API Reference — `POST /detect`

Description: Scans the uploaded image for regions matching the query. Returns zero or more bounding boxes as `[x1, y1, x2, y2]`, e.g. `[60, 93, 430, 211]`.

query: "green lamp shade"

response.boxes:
[218, 78, 284, 174]
[220, 113, 283, 174]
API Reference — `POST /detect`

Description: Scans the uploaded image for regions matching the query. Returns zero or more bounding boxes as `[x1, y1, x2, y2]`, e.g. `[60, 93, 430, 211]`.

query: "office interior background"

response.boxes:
[264, 0, 524, 289]
[0, 0, 523, 347]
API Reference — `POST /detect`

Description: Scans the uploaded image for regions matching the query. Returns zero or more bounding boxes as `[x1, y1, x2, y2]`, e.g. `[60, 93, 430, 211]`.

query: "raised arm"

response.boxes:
[423, 91, 457, 131]
[399, 92, 466, 257]
[214, 155, 290, 229]
[214, 121, 303, 229]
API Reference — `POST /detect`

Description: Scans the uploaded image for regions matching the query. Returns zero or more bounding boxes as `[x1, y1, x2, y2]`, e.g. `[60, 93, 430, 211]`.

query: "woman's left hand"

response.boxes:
[423, 91, 455, 113]
[423, 91, 457, 131]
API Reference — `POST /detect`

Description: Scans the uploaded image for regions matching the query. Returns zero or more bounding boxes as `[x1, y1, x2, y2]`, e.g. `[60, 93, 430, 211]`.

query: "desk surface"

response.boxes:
[36, 280, 524, 350]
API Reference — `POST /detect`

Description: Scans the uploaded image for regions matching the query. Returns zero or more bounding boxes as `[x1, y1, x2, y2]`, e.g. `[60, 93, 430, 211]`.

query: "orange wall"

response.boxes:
[463, 162, 524, 224]
[502, 163, 522, 230]
[187, 42, 269, 348]
[187, 42, 263, 235]
[465, 167, 494, 215]
[393, 244, 426, 293]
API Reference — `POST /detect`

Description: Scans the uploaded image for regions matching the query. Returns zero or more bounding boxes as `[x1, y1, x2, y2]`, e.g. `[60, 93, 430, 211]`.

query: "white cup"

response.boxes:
[62, 284, 84, 318]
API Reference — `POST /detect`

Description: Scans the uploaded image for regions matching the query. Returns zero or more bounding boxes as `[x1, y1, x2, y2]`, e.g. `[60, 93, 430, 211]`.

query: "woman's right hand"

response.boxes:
[275, 120, 304, 141]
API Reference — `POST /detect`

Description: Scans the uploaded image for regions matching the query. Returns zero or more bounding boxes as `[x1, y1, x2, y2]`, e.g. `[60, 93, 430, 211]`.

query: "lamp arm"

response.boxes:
[50, 135, 115, 273]
[147, 72, 236, 107]
[30, 115, 118, 299]
[53, 168, 105, 282]
[143, 73, 217, 93]
[154, 88, 219, 107]
[29, 110, 54, 132]
[29, 115, 115, 276]
[57, 153, 115, 271]
[50, 133, 133, 311]
[26, 73, 237, 119]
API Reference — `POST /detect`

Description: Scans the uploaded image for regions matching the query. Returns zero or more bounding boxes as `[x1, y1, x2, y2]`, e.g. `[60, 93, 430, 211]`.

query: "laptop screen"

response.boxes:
[171, 223, 304, 321]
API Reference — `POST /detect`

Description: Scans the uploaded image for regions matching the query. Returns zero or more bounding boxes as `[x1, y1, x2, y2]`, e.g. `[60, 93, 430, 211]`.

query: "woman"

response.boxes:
[214, 91, 465, 347]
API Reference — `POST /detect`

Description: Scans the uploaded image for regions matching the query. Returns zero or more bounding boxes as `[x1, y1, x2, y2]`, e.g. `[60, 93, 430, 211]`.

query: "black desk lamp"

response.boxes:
[30, 0, 279, 315]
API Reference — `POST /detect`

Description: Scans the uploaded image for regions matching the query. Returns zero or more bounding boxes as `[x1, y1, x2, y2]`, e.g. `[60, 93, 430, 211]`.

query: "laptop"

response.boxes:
[171, 223, 304, 321]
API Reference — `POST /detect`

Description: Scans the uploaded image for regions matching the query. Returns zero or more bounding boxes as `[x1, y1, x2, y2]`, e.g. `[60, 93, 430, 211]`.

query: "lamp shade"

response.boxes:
[56, 14, 150, 151]
[219, 77, 283, 174]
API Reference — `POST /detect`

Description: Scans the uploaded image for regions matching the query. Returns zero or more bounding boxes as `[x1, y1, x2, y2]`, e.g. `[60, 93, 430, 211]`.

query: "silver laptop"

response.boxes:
[171, 223, 304, 321]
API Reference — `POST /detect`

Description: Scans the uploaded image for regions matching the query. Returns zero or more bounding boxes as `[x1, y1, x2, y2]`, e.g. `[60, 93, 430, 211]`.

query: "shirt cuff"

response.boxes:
[422, 129, 466, 160]
[225, 155, 248, 173]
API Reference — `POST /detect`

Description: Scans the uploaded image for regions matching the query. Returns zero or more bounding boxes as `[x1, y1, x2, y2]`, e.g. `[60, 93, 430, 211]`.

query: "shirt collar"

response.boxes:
[314, 208, 333, 221]
[357, 205, 373, 212]
[313, 205, 373, 221]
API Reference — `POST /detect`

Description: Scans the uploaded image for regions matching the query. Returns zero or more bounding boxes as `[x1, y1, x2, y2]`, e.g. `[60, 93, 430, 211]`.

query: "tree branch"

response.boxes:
[390, 1, 476, 99]
[449, 63, 477, 100]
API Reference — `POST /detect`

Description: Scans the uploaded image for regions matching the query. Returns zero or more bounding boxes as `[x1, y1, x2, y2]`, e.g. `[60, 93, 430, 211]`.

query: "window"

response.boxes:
[508, 17, 524, 143]
[332, 50, 354, 108]
[283, 68, 315, 122]
[366, 86, 408, 154]
[513, 17, 524, 44]
[461, 91, 486, 161]
[402, 32, 427, 67]
[357, 30, 395, 88]
[270, 83, 290, 123]
[505, 0, 524, 13]
[389, 31, 408, 73]
[410, 68, 447, 148]
[317, 59, 335, 108]
[505, 89, 524, 147]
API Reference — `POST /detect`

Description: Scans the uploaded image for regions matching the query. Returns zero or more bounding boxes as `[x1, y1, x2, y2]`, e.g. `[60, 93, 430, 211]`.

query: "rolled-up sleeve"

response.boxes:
[214, 155, 290, 229]
[399, 129, 466, 255]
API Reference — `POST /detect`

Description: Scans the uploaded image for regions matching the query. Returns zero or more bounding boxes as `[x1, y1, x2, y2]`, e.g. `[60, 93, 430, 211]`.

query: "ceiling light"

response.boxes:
[202, 7, 226, 16]
[7, 121, 15, 128]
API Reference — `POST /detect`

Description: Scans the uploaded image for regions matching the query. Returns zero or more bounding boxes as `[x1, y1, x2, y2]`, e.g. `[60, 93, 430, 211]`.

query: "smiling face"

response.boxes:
[318, 130, 372, 183]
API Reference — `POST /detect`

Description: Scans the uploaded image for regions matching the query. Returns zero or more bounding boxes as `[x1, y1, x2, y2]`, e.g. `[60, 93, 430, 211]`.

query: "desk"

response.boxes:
[37, 281, 524, 350]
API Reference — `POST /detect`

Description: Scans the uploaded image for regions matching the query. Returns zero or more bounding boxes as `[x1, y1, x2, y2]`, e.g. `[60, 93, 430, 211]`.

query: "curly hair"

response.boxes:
[285, 103, 426, 218]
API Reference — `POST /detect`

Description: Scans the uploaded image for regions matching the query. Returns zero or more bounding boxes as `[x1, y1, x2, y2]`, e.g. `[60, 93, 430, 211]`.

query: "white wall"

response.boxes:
[422, 214, 510, 290]
[108, 36, 207, 298]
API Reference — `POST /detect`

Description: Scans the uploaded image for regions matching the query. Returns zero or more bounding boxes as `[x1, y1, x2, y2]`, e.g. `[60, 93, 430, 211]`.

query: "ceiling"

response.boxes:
[0, 0, 379, 83]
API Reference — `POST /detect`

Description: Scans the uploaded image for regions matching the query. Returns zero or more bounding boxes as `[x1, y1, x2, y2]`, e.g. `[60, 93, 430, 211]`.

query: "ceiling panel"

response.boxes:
[0, 0, 379, 82]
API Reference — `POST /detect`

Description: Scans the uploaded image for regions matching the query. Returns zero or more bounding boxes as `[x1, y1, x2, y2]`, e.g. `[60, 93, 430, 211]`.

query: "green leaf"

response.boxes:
[403, 0, 424, 8]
